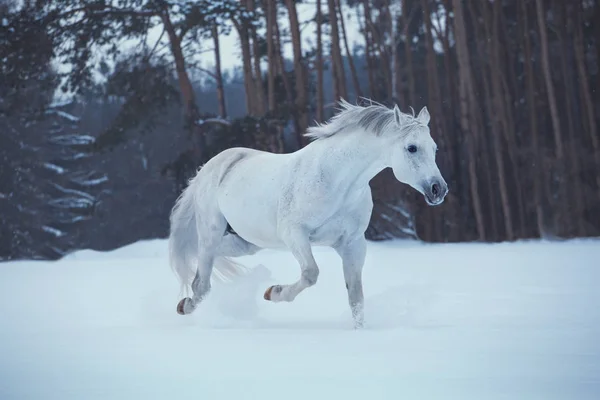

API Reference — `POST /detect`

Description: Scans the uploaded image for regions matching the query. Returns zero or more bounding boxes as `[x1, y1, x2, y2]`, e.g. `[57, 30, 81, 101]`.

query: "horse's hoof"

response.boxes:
[263, 286, 274, 301]
[177, 297, 192, 315]
[264, 285, 283, 301]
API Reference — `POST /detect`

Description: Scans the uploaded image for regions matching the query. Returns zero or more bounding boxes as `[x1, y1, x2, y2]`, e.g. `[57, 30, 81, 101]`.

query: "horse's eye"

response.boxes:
[407, 145, 417, 153]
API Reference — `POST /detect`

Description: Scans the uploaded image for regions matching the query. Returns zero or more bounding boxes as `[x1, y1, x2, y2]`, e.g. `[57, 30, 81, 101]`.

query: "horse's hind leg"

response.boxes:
[263, 228, 319, 302]
[177, 211, 227, 315]
[216, 233, 261, 257]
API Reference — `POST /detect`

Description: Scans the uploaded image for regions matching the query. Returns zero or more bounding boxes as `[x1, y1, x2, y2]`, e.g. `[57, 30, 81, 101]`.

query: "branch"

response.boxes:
[178, 26, 193, 43]
[146, 25, 166, 61]
[190, 65, 217, 79]
[52, 5, 159, 21]
[231, 17, 242, 34]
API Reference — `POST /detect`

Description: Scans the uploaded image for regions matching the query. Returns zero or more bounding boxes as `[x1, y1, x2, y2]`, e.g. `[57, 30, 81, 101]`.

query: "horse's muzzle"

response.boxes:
[423, 179, 448, 206]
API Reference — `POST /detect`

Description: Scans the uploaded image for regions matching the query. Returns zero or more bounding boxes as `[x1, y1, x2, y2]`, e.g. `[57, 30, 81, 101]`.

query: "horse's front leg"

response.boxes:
[263, 228, 319, 302]
[334, 235, 367, 328]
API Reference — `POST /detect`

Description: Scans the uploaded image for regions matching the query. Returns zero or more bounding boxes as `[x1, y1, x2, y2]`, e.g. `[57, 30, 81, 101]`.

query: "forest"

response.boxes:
[1, 0, 599, 260]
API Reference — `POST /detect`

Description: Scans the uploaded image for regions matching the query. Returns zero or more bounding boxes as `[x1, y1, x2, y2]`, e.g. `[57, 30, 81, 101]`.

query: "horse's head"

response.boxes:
[386, 105, 448, 206]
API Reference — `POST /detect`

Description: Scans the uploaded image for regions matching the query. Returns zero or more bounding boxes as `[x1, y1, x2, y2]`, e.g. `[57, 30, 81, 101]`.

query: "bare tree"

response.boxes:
[337, 0, 362, 99]
[212, 25, 227, 118]
[520, 0, 545, 236]
[284, 0, 309, 138]
[328, 0, 348, 100]
[452, 0, 486, 240]
[266, 0, 276, 112]
[248, 0, 267, 115]
[535, 0, 564, 160]
[572, 1, 600, 195]
[316, 0, 325, 122]
[388, 0, 401, 104]
[400, 0, 417, 105]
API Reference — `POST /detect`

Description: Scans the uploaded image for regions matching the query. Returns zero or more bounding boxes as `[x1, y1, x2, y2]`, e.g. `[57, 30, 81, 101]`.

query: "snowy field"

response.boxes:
[1, 238, 599, 400]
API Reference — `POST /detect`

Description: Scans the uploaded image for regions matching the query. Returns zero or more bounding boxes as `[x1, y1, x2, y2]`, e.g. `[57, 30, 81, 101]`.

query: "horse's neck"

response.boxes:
[308, 131, 389, 189]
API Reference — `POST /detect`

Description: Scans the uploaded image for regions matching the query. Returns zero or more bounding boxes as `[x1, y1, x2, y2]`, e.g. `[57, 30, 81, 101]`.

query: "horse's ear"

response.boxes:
[393, 105, 403, 126]
[417, 106, 430, 125]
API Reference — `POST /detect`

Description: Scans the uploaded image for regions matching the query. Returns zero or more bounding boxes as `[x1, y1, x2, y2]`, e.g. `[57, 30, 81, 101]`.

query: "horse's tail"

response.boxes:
[168, 174, 248, 296]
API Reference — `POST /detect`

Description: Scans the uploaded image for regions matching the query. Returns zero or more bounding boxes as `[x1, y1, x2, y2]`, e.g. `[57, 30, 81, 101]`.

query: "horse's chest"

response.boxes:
[308, 192, 373, 245]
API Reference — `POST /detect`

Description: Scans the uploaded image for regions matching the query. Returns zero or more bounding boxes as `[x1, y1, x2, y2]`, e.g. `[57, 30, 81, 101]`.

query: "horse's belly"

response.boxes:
[226, 213, 283, 249]
[220, 194, 283, 248]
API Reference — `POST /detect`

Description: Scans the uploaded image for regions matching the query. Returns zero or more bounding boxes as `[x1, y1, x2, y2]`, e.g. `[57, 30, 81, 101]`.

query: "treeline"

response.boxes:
[1, 0, 599, 260]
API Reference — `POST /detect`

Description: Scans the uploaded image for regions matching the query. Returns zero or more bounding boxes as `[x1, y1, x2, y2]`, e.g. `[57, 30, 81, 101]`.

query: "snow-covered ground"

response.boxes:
[1, 238, 599, 399]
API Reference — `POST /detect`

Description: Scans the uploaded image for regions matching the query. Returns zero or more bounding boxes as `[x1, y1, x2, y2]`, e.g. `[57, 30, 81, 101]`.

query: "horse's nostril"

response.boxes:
[431, 183, 439, 196]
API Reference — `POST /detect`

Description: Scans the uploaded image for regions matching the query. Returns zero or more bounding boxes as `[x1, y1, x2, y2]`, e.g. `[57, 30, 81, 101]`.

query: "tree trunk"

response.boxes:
[266, 0, 276, 112]
[328, 0, 347, 100]
[498, 8, 518, 122]
[361, 0, 391, 95]
[357, 4, 376, 98]
[557, 0, 585, 236]
[535, 0, 564, 160]
[389, 0, 401, 104]
[421, 0, 446, 241]
[159, 9, 208, 170]
[337, 0, 362, 99]
[471, 6, 500, 241]
[439, 0, 456, 121]
[452, 0, 486, 240]
[484, 1, 524, 238]
[316, 0, 324, 122]
[248, 0, 266, 115]
[160, 11, 198, 124]
[572, 1, 600, 195]
[520, 0, 544, 237]
[595, 2, 600, 107]
[212, 25, 227, 118]
[421, 0, 443, 134]
[233, 18, 257, 115]
[401, 0, 416, 106]
[284, 0, 309, 141]
[485, 0, 514, 240]
[274, 15, 294, 112]
[437, 0, 459, 241]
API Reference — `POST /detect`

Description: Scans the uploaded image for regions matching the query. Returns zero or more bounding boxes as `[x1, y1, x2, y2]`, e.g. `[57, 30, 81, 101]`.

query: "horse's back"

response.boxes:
[203, 147, 270, 177]
[191, 147, 274, 191]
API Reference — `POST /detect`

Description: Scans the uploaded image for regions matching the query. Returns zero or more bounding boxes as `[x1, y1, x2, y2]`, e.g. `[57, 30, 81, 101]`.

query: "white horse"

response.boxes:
[169, 99, 448, 328]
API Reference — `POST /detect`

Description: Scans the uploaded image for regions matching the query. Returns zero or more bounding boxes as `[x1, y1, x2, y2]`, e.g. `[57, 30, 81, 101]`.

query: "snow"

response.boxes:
[48, 99, 74, 109]
[43, 162, 66, 174]
[71, 175, 109, 186]
[48, 197, 94, 209]
[45, 109, 81, 122]
[41, 225, 66, 237]
[50, 134, 95, 146]
[1, 239, 599, 399]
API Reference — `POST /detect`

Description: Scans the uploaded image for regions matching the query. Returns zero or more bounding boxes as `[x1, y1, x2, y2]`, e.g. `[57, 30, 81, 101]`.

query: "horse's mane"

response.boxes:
[304, 98, 423, 141]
